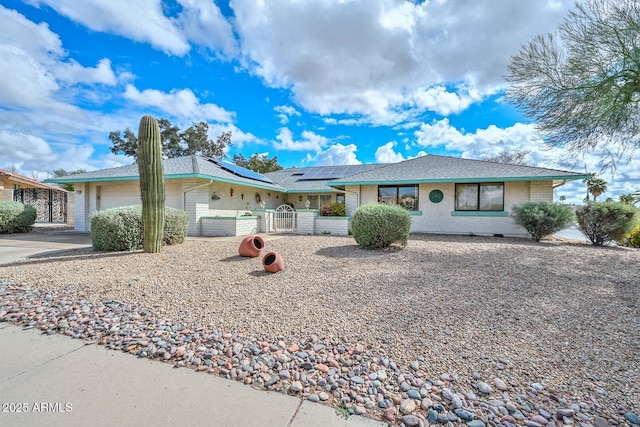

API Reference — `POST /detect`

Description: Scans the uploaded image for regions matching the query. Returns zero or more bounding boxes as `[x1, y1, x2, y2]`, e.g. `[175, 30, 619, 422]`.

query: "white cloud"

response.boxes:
[232, 0, 572, 123]
[54, 58, 117, 85]
[0, 131, 56, 164]
[305, 143, 362, 166]
[274, 105, 301, 124]
[411, 84, 489, 116]
[207, 122, 259, 151]
[123, 85, 234, 123]
[0, 5, 121, 113]
[375, 141, 406, 163]
[414, 118, 554, 162]
[26, 0, 190, 55]
[176, 0, 238, 58]
[375, 141, 426, 163]
[273, 128, 328, 152]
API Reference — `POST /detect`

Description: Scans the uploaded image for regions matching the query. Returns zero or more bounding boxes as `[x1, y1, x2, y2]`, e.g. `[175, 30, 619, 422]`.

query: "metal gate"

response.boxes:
[274, 204, 296, 232]
[13, 188, 67, 223]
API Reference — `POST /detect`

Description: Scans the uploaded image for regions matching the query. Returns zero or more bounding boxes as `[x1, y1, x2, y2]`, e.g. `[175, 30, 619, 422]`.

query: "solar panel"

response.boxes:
[296, 164, 380, 181]
[209, 159, 274, 184]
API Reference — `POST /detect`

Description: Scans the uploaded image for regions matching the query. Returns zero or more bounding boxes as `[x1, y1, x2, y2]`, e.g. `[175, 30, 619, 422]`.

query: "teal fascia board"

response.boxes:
[328, 175, 591, 187]
[450, 211, 509, 217]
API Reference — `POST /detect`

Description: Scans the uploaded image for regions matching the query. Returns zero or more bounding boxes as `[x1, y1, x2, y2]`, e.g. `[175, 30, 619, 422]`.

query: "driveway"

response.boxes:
[0, 230, 91, 265]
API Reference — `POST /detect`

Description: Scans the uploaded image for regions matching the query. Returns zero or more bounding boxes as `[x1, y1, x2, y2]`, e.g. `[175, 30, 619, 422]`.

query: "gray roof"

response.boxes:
[328, 155, 591, 186]
[47, 154, 590, 192]
[264, 164, 387, 192]
[48, 156, 285, 191]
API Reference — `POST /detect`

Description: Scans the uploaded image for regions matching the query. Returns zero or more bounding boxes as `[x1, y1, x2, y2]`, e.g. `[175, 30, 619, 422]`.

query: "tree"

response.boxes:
[109, 119, 231, 161]
[233, 153, 283, 173]
[483, 149, 530, 165]
[583, 176, 608, 201]
[51, 168, 87, 191]
[506, 0, 640, 170]
[619, 193, 637, 205]
[559, 195, 567, 204]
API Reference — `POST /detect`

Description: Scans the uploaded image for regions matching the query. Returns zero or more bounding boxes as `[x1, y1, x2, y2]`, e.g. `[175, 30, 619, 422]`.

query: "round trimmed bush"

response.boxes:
[575, 202, 637, 246]
[0, 201, 37, 233]
[511, 201, 574, 242]
[91, 205, 189, 251]
[351, 203, 412, 249]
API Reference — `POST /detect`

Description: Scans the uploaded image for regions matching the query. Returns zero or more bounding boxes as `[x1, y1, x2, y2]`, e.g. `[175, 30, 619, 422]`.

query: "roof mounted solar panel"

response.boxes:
[296, 164, 382, 181]
[209, 159, 274, 184]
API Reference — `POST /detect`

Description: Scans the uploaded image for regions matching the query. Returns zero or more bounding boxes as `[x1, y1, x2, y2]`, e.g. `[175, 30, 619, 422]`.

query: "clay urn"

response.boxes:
[238, 235, 265, 257]
[262, 252, 284, 273]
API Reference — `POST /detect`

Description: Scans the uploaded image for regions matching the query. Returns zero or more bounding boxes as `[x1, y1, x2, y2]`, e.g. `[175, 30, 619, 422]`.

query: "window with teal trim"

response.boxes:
[455, 183, 504, 211]
[378, 185, 419, 210]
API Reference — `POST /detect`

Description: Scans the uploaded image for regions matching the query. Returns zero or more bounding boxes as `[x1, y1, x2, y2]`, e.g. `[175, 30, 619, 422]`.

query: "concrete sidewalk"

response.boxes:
[0, 324, 387, 427]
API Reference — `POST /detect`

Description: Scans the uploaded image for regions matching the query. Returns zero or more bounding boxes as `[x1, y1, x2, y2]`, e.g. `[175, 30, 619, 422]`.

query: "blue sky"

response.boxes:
[1, 0, 638, 204]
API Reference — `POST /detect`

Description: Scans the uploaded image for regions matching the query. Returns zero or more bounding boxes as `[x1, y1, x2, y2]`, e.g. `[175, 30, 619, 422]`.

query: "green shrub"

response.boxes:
[91, 205, 189, 251]
[163, 208, 189, 245]
[511, 201, 574, 242]
[0, 201, 37, 233]
[319, 202, 346, 217]
[621, 224, 640, 248]
[575, 202, 637, 246]
[351, 203, 411, 249]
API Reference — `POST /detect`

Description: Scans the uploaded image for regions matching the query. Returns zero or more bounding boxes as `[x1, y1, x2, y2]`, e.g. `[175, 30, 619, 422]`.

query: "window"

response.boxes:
[336, 194, 345, 205]
[307, 195, 318, 209]
[378, 185, 419, 210]
[320, 195, 332, 208]
[455, 183, 504, 211]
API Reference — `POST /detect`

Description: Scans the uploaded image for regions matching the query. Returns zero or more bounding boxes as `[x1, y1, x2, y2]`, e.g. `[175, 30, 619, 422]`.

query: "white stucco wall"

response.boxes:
[73, 179, 187, 233]
[349, 180, 554, 237]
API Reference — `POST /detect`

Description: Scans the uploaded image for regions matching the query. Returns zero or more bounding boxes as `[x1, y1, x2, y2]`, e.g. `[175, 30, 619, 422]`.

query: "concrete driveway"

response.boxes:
[0, 230, 91, 265]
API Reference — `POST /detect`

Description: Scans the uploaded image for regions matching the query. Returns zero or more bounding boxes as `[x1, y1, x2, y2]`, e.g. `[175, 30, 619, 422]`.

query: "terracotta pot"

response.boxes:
[262, 251, 284, 273]
[238, 235, 265, 257]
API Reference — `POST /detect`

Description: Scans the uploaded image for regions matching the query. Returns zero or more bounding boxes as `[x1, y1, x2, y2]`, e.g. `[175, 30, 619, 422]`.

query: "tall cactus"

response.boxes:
[137, 115, 165, 253]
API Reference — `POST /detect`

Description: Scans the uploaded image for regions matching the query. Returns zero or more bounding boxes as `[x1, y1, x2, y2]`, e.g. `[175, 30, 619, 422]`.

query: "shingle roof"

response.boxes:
[47, 154, 590, 192]
[264, 164, 387, 192]
[47, 156, 285, 191]
[327, 155, 591, 186]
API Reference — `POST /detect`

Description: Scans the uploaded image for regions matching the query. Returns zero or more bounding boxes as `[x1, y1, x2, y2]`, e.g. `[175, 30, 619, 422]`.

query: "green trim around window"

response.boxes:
[408, 210, 423, 216]
[450, 211, 509, 217]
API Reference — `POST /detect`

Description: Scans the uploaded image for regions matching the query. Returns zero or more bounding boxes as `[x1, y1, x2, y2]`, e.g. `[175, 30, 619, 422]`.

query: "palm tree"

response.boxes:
[559, 195, 567, 204]
[619, 193, 637, 206]
[583, 176, 608, 202]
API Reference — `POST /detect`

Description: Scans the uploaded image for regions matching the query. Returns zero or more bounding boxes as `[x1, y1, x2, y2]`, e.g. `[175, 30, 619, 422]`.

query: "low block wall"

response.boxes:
[314, 216, 350, 236]
[201, 216, 258, 237]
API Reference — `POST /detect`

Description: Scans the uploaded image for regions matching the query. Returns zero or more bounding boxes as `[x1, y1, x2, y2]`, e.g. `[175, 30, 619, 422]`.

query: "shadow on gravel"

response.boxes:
[219, 255, 258, 263]
[3, 248, 138, 267]
[315, 244, 403, 259]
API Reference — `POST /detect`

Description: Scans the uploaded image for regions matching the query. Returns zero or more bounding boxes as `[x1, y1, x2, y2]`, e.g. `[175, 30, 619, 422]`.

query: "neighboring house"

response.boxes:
[0, 168, 69, 223]
[48, 155, 590, 237]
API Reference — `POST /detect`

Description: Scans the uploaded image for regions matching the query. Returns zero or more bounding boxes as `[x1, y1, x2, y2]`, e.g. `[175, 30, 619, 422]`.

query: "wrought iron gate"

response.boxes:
[274, 204, 296, 232]
[13, 188, 67, 223]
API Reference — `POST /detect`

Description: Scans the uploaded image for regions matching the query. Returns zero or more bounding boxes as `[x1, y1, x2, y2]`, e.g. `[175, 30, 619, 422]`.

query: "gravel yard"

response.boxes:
[1, 234, 639, 425]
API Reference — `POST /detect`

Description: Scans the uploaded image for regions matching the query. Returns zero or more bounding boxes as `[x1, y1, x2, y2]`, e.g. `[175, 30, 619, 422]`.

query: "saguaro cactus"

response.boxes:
[137, 115, 165, 253]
